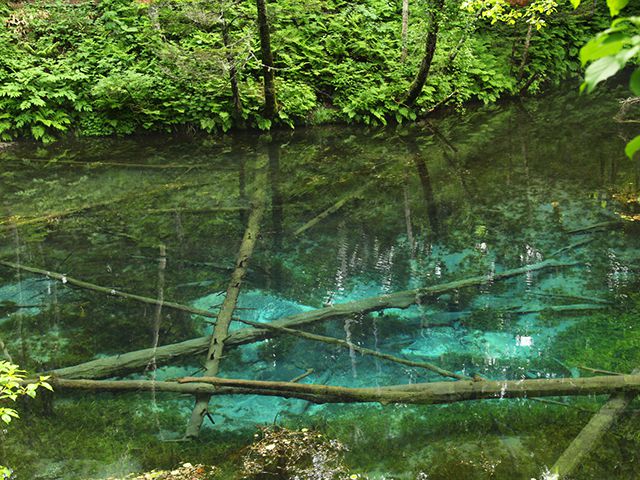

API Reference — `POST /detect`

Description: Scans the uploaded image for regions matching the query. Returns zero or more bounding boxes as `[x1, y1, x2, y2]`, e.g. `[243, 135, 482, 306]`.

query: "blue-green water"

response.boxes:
[1, 90, 640, 479]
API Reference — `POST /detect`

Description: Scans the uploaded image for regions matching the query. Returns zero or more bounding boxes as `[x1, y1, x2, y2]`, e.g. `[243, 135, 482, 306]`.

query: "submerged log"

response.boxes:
[293, 186, 365, 236]
[0, 260, 220, 320]
[551, 368, 640, 478]
[566, 220, 624, 235]
[234, 317, 467, 380]
[35, 373, 640, 406]
[185, 159, 268, 438]
[46, 259, 577, 380]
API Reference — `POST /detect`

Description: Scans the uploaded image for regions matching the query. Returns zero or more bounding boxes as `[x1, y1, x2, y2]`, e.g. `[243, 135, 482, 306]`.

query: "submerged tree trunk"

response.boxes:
[404, 0, 444, 107]
[256, 0, 276, 120]
[185, 158, 267, 439]
[552, 368, 640, 478]
[36, 373, 640, 407]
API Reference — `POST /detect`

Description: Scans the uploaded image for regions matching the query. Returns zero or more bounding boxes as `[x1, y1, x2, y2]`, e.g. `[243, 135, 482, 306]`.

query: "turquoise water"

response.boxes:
[1, 89, 640, 479]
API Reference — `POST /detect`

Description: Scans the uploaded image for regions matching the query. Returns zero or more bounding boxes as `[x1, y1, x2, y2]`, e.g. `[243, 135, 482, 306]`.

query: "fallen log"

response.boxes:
[566, 220, 624, 235]
[551, 368, 640, 478]
[234, 317, 467, 380]
[46, 259, 577, 380]
[0, 260, 220, 320]
[293, 186, 365, 236]
[185, 158, 267, 438]
[34, 373, 640, 406]
[0, 180, 217, 229]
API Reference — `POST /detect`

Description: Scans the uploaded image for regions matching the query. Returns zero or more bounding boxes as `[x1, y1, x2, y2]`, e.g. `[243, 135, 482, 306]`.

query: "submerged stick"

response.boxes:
[509, 304, 606, 315]
[566, 220, 624, 235]
[185, 158, 267, 439]
[548, 237, 595, 257]
[46, 259, 577, 380]
[234, 317, 467, 380]
[0, 260, 220, 320]
[551, 368, 640, 478]
[293, 186, 366, 236]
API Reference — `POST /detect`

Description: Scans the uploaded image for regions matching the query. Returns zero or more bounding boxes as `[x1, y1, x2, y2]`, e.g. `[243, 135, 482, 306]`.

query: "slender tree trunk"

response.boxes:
[401, 0, 409, 62]
[221, 19, 243, 124]
[404, 0, 444, 106]
[256, 0, 276, 120]
[518, 23, 533, 80]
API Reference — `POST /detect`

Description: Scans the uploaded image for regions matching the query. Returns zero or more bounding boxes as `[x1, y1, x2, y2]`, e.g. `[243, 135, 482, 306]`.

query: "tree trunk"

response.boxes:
[36, 373, 640, 407]
[221, 19, 243, 124]
[551, 368, 640, 478]
[518, 23, 533, 81]
[401, 0, 409, 62]
[404, 0, 444, 107]
[184, 158, 267, 438]
[256, 0, 276, 120]
[44, 259, 576, 380]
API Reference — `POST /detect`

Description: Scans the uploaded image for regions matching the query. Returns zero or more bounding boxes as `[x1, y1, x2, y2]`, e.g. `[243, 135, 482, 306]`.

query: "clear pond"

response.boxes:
[1, 89, 640, 479]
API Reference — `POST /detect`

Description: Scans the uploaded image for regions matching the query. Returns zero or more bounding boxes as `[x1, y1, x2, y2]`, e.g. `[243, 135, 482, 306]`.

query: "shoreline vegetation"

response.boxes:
[0, 0, 619, 143]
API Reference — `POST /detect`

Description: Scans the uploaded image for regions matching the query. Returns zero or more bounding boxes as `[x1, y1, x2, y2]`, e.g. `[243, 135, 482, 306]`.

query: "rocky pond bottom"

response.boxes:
[1, 89, 640, 479]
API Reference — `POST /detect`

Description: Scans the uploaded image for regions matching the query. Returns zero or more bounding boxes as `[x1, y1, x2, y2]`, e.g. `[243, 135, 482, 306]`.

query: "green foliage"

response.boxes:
[574, 0, 640, 157]
[0, 0, 614, 140]
[0, 361, 51, 478]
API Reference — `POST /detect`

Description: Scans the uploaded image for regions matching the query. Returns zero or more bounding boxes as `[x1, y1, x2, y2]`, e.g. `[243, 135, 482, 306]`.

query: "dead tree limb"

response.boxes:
[293, 186, 366, 236]
[45, 259, 577, 380]
[551, 369, 640, 478]
[234, 317, 467, 380]
[566, 220, 624, 235]
[27, 373, 640, 406]
[185, 158, 267, 438]
[0, 260, 220, 321]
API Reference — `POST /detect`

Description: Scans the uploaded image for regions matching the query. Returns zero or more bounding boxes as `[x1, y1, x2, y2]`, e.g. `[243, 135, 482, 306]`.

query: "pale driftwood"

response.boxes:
[0, 260, 220, 320]
[551, 368, 640, 478]
[234, 317, 467, 380]
[46, 259, 576, 380]
[185, 161, 267, 438]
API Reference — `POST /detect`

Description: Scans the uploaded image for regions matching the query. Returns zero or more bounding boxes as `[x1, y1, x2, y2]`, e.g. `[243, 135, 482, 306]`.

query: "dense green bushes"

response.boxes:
[0, 0, 613, 141]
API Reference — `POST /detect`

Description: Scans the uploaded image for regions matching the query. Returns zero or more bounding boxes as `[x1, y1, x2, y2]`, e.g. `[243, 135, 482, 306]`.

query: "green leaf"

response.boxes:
[630, 69, 640, 96]
[607, 0, 629, 16]
[583, 56, 623, 93]
[625, 135, 640, 159]
[570, 0, 581, 8]
[580, 35, 626, 66]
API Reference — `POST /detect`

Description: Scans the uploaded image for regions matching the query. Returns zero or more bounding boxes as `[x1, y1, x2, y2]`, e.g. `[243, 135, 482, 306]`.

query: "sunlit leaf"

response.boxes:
[583, 56, 623, 93]
[625, 135, 640, 159]
[607, 0, 629, 16]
